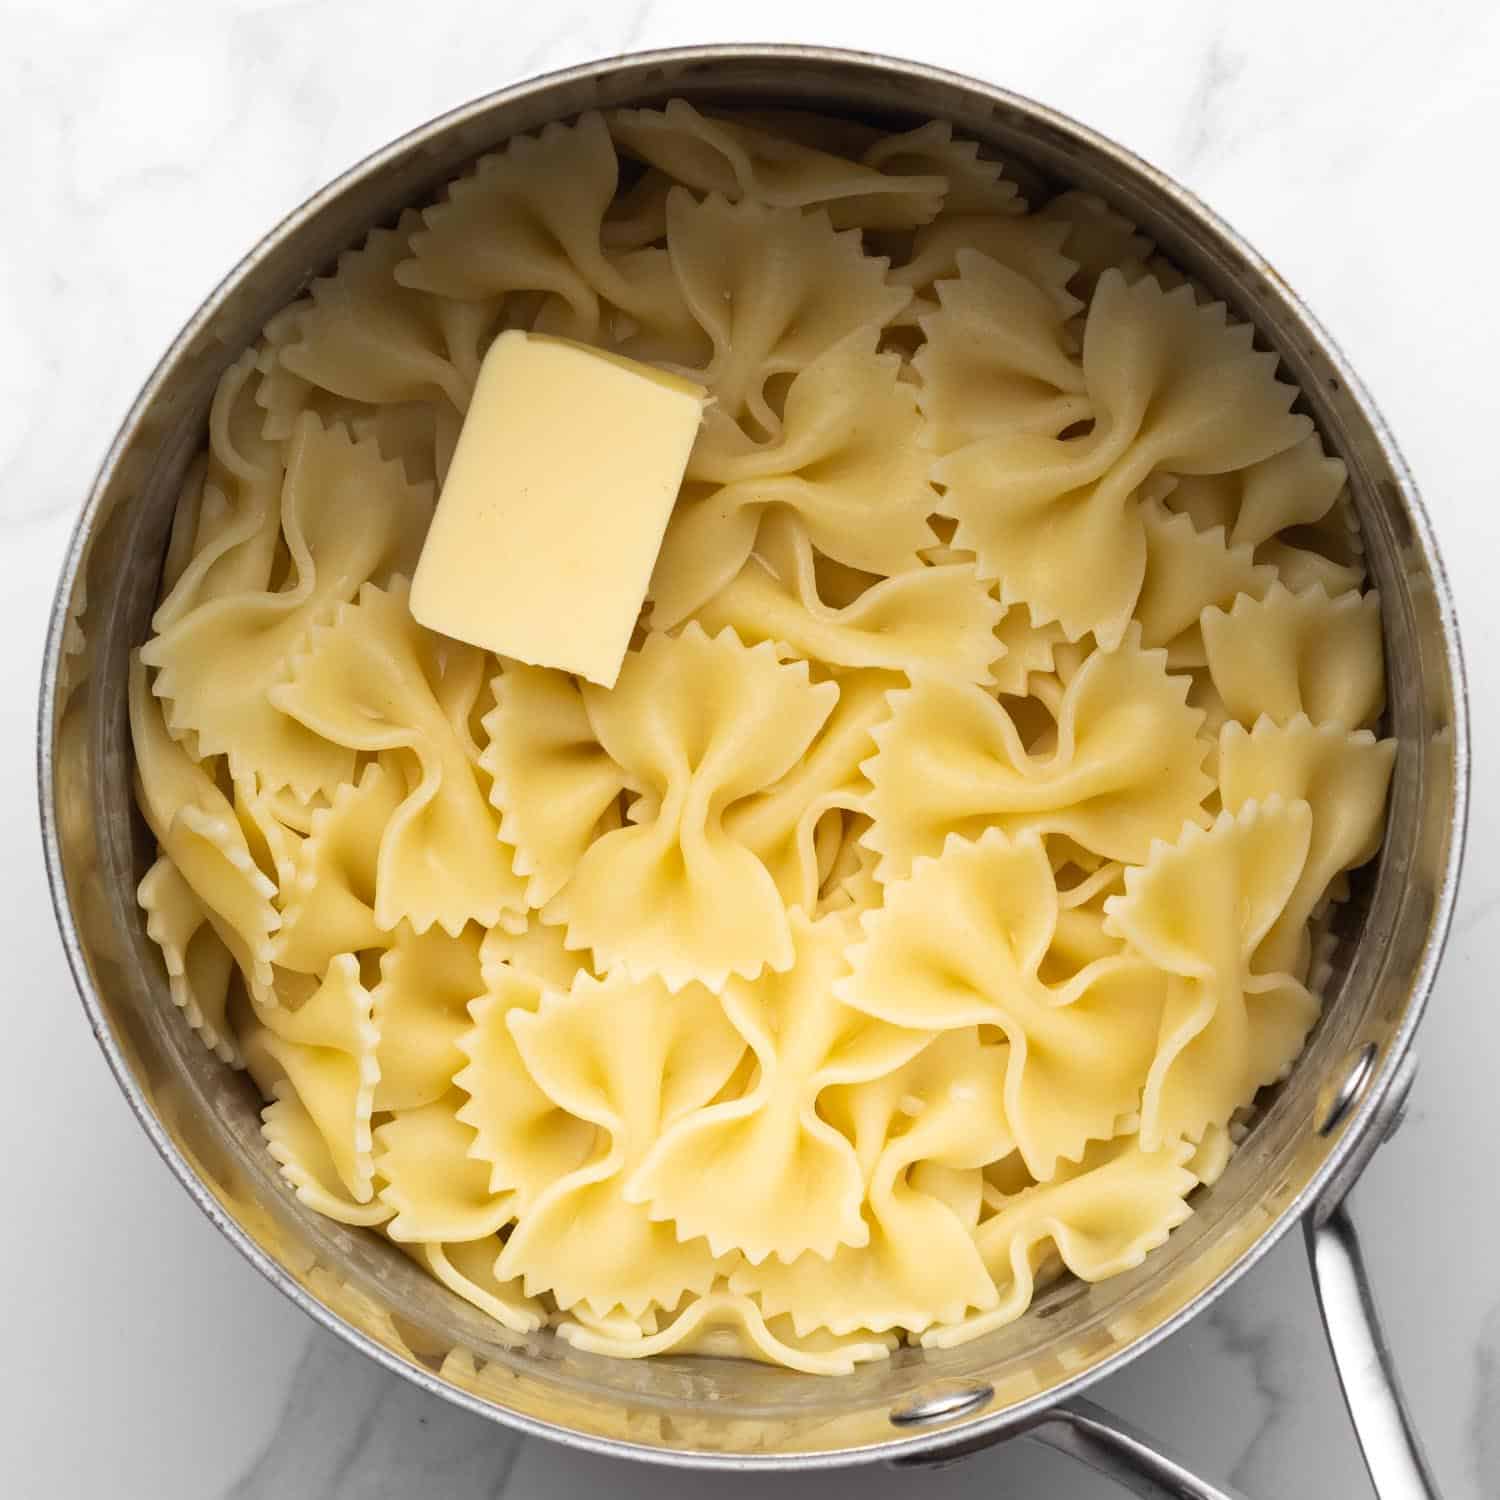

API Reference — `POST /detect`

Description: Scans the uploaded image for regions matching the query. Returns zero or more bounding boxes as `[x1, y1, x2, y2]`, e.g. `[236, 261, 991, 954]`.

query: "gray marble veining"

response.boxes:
[226, 1337, 525, 1500]
[1469, 1305, 1500, 1498]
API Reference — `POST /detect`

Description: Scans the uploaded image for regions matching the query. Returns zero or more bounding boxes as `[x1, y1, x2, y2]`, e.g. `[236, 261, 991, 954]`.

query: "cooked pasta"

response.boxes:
[130, 104, 1393, 1371]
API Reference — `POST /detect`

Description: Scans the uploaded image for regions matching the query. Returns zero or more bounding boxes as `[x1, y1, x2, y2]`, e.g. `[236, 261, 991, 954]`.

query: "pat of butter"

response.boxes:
[410, 330, 706, 688]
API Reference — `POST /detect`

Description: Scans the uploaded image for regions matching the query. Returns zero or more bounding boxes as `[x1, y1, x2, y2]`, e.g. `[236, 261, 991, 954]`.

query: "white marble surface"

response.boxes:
[5, 1, 1498, 1495]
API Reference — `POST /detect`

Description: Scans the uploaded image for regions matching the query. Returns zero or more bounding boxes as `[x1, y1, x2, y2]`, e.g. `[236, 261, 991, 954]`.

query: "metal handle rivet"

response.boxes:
[1316, 1041, 1379, 1136]
[889, 1383, 995, 1428]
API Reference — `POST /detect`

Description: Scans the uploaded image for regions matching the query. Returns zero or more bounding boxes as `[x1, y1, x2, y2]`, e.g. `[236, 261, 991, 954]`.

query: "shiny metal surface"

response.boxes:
[1309, 1206, 1443, 1499]
[1031, 1398, 1250, 1500]
[1316, 1040, 1381, 1136]
[38, 41, 1468, 1493]
[889, 1382, 997, 1428]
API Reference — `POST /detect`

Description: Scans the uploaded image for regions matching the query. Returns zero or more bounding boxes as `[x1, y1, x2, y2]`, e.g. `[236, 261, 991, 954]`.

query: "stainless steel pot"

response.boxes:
[38, 44, 1467, 1500]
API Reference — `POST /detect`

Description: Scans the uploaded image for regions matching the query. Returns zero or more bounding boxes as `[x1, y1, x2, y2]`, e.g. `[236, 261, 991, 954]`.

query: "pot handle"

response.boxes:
[1025, 1199, 1440, 1499]
[1025, 1053, 1441, 1499]
[1026, 1398, 1250, 1499]
[1305, 1201, 1441, 1498]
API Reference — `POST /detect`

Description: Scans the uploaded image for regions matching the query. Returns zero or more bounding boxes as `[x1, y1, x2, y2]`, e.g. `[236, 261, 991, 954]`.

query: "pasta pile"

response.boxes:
[130, 102, 1395, 1375]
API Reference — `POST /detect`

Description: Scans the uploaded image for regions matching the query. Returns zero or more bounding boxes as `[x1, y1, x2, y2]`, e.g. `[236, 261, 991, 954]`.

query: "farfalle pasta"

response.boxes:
[894, 212, 1076, 313]
[649, 329, 936, 627]
[693, 511, 1003, 685]
[721, 669, 892, 913]
[130, 655, 279, 1009]
[608, 100, 947, 228]
[137, 854, 239, 1064]
[275, 209, 490, 415]
[453, 934, 596, 1210]
[154, 351, 285, 630]
[1104, 799, 1322, 1147]
[498, 972, 745, 1316]
[1217, 717, 1395, 976]
[478, 663, 627, 910]
[912, 248, 1089, 452]
[240, 953, 381, 1206]
[143, 418, 433, 799]
[1135, 494, 1275, 663]
[396, 110, 700, 364]
[543, 624, 840, 990]
[371, 924, 483, 1112]
[271, 761, 403, 973]
[839, 831, 1166, 1178]
[270, 578, 527, 936]
[934, 271, 1311, 647]
[628, 910, 927, 1264]
[130, 104, 1392, 1372]
[735, 1028, 1011, 1337]
[1202, 581, 1385, 731]
[376, 1088, 518, 1242]
[861, 629, 1212, 878]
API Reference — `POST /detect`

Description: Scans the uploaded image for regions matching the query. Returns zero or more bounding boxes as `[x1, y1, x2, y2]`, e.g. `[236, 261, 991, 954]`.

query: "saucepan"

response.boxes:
[38, 44, 1467, 1500]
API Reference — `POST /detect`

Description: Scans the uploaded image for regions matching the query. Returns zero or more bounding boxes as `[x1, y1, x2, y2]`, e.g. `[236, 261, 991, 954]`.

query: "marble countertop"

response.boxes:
[7, 2, 1498, 1496]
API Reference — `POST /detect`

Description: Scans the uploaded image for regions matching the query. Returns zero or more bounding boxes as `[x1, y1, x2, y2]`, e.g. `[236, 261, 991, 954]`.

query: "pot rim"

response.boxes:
[37, 40, 1470, 1469]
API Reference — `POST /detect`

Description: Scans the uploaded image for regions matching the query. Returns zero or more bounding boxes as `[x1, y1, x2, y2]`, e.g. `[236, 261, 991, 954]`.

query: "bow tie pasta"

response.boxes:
[544, 624, 840, 992]
[932, 271, 1311, 648]
[607, 99, 948, 227]
[131, 102, 1392, 1373]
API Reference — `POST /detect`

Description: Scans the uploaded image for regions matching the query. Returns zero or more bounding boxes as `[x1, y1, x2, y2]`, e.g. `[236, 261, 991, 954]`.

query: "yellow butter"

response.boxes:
[410, 331, 705, 687]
